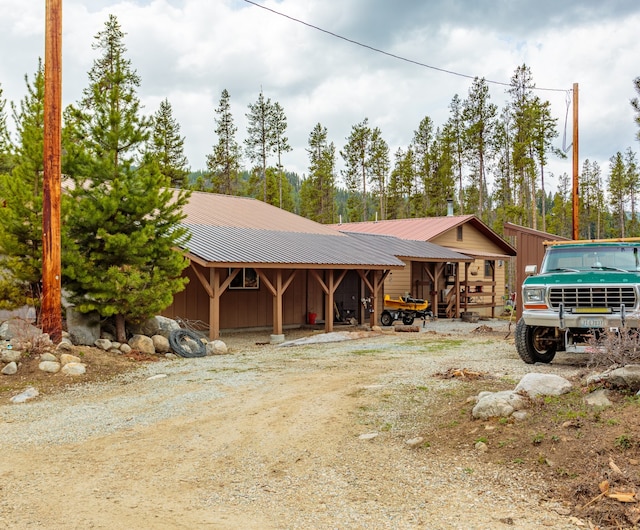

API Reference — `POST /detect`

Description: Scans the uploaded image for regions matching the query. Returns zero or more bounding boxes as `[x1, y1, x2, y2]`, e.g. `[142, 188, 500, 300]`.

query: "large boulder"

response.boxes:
[131, 316, 181, 339]
[514, 373, 572, 398]
[128, 334, 155, 355]
[0, 318, 42, 341]
[66, 308, 101, 346]
[472, 390, 528, 419]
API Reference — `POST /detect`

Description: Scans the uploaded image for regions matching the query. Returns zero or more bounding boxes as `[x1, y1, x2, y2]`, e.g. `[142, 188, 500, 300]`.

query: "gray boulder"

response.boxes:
[588, 365, 640, 391]
[472, 390, 528, 419]
[66, 308, 101, 346]
[514, 373, 572, 398]
[152, 334, 171, 353]
[0, 318, 42, 341]
[132, 316, 180, 339]
[128, 334, 155, 355]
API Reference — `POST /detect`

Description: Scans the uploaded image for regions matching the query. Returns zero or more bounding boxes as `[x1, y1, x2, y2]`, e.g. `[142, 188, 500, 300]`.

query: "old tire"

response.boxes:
[380, 311, 393, 327]
[402, 314, 415, 325]
[515, 318, 557, 364]
[169, 329, 207, 358]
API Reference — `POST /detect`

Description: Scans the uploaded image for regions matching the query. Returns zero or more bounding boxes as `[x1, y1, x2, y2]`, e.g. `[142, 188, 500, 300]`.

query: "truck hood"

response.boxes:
[524, 270, 640, 286]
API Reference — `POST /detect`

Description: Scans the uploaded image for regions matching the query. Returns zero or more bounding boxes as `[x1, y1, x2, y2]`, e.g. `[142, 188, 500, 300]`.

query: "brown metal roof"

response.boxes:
[182, 191, 343, 236]
[330, 216, 516, 256]
[344, 232, 473, 262]
[183, 224, 405, 268]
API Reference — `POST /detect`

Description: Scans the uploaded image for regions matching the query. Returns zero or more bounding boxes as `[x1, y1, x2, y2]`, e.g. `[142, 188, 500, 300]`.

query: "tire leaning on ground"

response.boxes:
[169, 329, 207, 358]
[514, 317, 557, 364]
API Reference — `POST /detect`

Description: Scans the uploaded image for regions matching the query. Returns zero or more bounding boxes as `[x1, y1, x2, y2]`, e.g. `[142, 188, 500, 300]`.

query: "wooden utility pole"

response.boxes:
[42, 0, 63, 342]
[572, 82, 579, 240]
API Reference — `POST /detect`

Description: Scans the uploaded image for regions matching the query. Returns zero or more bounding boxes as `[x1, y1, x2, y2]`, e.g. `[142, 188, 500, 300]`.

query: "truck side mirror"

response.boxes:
[524, 264, 537, 276]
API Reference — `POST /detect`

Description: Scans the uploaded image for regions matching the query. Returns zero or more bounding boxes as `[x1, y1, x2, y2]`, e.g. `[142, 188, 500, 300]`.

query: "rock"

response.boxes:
[0, 318, 42, 340]
[475, 441, 488, 452]
[128, 334, 155, 355]
[10, 386, 39, 403]
[206, 340, 228, 355]
[40, 352, 57, 362]
[584, 388, 612, 408]
[147, 374, 167, 381]
[60, 353, 82, 365]
[405, 436, 424, 448]
[39, 360, 61, 373]
[61, 362, 86, 375]
[120, 344, 132, 354]
[94, 339, 113, 351]
[589, 365, 640, 391]
[2, 361, 18, 375]
[472, 390, 527, 419]
[56, 340, 74, 353]
[1, 349, 22, 363]
[152, 334, 171, 353]
[132, 316, 181, 339]
[359, 432, 379, 440]
[514, 373, 572, 398]
[66, 307, 101, 346]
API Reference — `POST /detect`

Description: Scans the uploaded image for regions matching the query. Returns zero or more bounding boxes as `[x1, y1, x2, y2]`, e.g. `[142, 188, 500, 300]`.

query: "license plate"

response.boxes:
[581, 318, 604, 328]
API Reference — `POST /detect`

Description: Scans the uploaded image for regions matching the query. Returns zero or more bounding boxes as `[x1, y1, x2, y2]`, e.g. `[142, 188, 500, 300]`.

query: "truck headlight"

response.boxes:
[523, 287, 545, 304]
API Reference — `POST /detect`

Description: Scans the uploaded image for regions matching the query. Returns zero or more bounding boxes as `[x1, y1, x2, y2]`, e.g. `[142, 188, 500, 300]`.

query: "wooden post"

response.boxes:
[42, 0, 63, 342]
[572, 82, 579, 240]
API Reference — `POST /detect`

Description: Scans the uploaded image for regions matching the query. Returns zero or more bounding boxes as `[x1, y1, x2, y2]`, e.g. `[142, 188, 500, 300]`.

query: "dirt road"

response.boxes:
[0, 325, 578, 529]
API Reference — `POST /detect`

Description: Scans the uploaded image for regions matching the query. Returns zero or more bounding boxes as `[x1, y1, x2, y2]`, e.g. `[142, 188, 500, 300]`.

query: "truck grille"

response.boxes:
[548, 286, 637, 310]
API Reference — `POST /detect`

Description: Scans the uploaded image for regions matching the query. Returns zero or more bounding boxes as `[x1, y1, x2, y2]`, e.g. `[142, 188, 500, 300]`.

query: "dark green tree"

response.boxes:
[272, 101, 292, 208]
[0, 61, 46, 312]
[411, 116, 434, 216]
[0, 82, 14, 174]
[632, 76, 640, 142]
[207, 89, 241, 194]
[579, 159, 605, 239]
[462, 77, 497, 219]
[245, 90, 277, 202]
[300, 123, 336, 223]
[608, 151, 627, 237]
[387, 147, 415, 219]
[446, 95, 465, 212]
[149, 98, 189, 188]
[62, 14, 190, 342]
[368, 127, 390, 220]
[341, 119, 372, 222]
[625, 148, 640, 236]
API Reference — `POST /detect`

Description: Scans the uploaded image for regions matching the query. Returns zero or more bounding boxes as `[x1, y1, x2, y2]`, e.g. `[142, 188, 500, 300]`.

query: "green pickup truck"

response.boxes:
[516, 238, 640, 364]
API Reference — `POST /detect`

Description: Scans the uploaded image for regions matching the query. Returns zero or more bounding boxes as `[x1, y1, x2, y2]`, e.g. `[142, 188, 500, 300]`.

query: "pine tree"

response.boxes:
[0, 83, 14, 174]
[149, 98, 189, 188]
[0, 61, 46, 312]
[272, 101, 292, 208]
[411, 116, 434, 216]
[462, 77, 497, 220]
[625, 148, 640, 236]
[369, 127, 390, 220]
[446, 95, 465, 213]
[608, 152, 627, 237]
[301, 123, 336, 223]
[245, 90, 276, 202]
[579, 159, 605, 239]
[207, 89, 241, 194]
[62, 14, 190, 342]
[632, 77, 640, 142]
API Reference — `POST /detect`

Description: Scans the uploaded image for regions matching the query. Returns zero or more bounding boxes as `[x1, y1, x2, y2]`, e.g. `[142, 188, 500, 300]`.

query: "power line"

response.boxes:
[243, 0, 568, 94]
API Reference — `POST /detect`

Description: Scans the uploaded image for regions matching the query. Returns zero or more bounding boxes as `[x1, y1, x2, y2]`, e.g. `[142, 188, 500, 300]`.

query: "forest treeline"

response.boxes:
[1, 14, 640, 324]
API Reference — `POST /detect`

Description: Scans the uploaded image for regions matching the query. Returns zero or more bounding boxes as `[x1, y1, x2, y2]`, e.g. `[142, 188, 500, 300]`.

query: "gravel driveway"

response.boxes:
[0, 319, 581, 529]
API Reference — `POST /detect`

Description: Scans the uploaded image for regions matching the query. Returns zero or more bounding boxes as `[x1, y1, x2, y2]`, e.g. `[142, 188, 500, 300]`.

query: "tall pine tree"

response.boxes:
[207, 89, 241, 195]
[62, 15, 190, 342]
[149, 98, 189, 188]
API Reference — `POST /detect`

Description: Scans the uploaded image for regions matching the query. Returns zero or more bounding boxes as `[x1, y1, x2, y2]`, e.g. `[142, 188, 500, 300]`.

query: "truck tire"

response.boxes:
[380, 311, 393, 326]
[515, 318, 557, 364]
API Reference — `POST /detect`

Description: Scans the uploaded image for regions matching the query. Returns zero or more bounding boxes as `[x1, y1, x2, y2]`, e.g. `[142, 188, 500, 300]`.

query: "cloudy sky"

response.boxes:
[1, 0, 640, 193]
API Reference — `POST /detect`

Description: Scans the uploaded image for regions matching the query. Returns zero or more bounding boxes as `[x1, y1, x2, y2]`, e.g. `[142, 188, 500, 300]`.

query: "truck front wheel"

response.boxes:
[515, 318, 557, 364]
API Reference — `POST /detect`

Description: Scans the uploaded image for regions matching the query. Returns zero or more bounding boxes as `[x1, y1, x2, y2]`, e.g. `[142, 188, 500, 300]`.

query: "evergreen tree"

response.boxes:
[608, 152, 627, 237]
[632, 76, 640, 142]
[462, 77, 497, 220]
[446, 95, 465, 212]
[431, 127, 457, 216]
[301, 123, 336, 223]
[411, 116, 434, 216]
[0, 61, 46, 312]
[0, 82, 14, 174]
[245, 90, 276, 202]
[625, 148, 640, 236]
[387, 147, 415, 219]
[341, 118, 372, 222]
[62, 14, 190, 342]
[149, 98, 189, 188]
[369, 127, 390, 220]
[207, 89, 241, 194]
[272, 101, 292, 208]
[579, 159, 605, 239]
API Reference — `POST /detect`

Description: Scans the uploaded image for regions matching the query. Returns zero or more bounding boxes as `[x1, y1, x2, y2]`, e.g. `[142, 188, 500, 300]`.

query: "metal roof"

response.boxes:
[344, 232, 473, 262]
[183, 224, 406, 268]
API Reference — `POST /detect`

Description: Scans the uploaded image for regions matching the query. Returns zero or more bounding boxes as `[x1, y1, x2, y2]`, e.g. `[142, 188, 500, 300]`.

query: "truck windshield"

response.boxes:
[540, 245, 640, 273]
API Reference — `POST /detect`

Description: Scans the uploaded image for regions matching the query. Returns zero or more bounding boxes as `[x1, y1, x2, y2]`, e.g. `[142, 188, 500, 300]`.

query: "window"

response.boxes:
[484, 260, 495, 277]
[229, 268, 259, 289]
[456, 225, 463, 241]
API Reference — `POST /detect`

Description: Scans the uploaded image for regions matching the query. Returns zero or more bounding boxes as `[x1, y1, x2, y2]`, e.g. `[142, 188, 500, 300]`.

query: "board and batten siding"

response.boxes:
[383, 259, 411, 299]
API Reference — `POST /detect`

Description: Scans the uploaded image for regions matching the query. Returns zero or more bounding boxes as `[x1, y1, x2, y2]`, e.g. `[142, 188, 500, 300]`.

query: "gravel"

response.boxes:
[0, 318, 585, 529]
